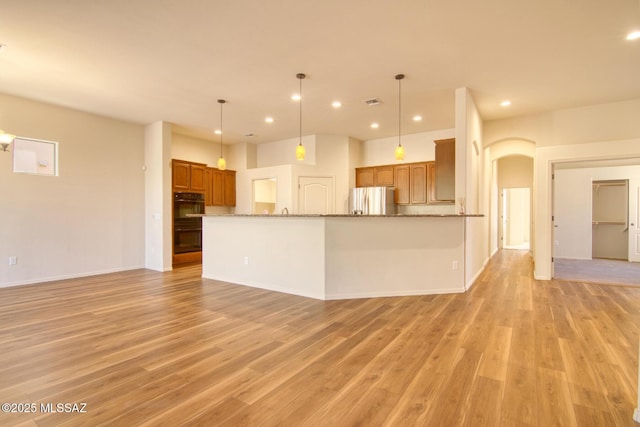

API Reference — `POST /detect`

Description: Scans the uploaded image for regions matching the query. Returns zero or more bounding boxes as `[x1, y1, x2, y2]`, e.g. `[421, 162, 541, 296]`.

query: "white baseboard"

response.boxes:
[0, 265, 145, 289]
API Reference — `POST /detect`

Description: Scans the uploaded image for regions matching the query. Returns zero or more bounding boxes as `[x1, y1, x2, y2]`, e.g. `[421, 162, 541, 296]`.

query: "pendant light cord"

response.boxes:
[298, 74, 303, 145]
[218, 99, 225, 157]
[398, 77, 401, 146]
[395, 74, 404, 147]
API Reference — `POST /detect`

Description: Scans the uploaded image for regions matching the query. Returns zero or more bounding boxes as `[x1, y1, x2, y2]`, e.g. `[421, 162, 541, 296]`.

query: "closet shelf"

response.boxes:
[592, 221, 626, 225]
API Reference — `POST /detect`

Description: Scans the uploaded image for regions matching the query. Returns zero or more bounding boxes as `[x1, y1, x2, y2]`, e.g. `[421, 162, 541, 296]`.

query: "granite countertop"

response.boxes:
[195, 213, 484, 218]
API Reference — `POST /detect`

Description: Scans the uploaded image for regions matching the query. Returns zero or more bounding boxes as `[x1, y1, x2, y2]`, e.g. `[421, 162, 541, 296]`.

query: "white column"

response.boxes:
[144, 121, 172, 271]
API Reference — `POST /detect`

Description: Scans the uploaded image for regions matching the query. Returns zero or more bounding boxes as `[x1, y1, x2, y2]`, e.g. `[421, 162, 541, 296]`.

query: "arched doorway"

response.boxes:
[484, 139, 536, 257]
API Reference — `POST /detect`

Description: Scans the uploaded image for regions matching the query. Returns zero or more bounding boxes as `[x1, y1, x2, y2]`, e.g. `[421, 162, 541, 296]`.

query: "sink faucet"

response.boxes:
[281, 207, 289, 215]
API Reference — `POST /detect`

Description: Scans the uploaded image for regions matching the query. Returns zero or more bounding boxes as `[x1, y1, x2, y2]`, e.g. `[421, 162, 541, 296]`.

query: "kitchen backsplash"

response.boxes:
[397, 204, 456, 215]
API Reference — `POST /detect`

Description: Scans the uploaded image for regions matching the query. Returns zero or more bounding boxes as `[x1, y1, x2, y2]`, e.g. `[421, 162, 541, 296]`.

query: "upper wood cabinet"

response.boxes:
[374, 165, 395, 186]
[356, 168, 374, 187]
[410, 163, 427, 204]
[356, 158, 453, 206]
[223, 170, 236, 206]
[434, 138, 455, 201]
[394, 165, 410, 204]
[426, 161, 450, 205]
[395, 163, 428, 205]
[172, 159, 207, 192]
[206, 167, 236, 207]
[189, 164, 206, 192]
[355, 165, 396, 188]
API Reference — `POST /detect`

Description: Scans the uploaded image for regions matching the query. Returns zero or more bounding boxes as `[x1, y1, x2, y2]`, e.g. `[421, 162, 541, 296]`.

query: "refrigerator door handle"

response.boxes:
[363, 191, 368, 215]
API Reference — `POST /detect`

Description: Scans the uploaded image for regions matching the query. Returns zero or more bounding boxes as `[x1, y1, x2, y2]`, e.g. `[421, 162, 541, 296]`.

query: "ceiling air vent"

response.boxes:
[364, 98, 382, 106]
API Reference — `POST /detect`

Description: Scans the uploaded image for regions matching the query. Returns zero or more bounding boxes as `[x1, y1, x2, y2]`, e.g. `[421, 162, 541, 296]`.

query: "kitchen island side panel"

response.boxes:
[324, 217, 465, 299]
[202, 216, 326, 299]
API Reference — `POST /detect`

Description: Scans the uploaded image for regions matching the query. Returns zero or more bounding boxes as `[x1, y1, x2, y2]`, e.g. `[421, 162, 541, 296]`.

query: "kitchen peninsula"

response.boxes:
[201, 214, 483, 300]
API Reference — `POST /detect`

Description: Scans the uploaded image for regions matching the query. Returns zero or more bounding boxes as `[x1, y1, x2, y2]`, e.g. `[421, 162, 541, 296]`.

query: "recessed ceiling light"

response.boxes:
[265, 117, 274, 123]
[332, 101, 342, 108]
[370, 123, 379, 129]
[627, 31, 640, 40]
[500, 100, 512, 107]
[291, 94, 301, 101]
[413, 115, 422, 122]
[214, 130, 222, 135]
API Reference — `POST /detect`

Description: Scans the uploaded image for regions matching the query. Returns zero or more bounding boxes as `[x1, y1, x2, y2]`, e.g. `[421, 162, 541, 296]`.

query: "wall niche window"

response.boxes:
[13, 137, 58, 176]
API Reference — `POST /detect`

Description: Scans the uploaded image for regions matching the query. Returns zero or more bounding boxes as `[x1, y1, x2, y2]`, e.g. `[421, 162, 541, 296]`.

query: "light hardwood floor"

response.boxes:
[0, 251, 639, 426]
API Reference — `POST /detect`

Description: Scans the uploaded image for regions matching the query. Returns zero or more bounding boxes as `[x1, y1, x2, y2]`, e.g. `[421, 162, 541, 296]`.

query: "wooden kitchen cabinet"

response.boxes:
[374, 165, 395, 186]
[434, 138, 455, 201]
[355, 165, 395, 187]
[224, 170, 236, 206]
[426, 161, 450, 204]
[189, 164, 206, 192]
[410, 163, 427, 204]
[172, 160, 191, 190]
[355, 167, 374, 187]
[394, 165, 410, 204]
[207, 167, 236, 207]
[172, 159, 207, 192]
[396, 163, 428, 205]
[358, 159, 452, 206]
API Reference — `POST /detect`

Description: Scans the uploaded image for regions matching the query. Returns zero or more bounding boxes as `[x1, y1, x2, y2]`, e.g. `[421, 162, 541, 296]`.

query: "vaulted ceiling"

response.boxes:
[1, 0, 639, 144]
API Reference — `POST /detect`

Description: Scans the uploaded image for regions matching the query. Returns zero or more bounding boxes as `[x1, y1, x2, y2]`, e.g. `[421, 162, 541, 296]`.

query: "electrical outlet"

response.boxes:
[8, 256, 17, 265]
[243, 256, 249, 265]
[452, 261, 458, 271]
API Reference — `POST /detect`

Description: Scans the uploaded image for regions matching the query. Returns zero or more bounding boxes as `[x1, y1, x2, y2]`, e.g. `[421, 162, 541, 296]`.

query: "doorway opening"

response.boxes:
[502, 187, 531, 250]
[252, 178, 277, 214]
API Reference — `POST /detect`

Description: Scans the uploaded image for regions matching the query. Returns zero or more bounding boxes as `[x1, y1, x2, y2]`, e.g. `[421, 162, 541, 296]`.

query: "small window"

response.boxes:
[13, 137, 58, 176]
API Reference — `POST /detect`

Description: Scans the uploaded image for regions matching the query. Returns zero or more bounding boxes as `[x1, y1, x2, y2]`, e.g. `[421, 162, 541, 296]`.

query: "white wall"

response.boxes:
[236, 134, 353, 214]
[360, 128, 455, 166]
[236, 165, 294, 215]
[485, 97, 640, 279]
[202, 216, 467, 300]
[455, 88, 488, 289]
[498, 156, 534, 189]
[172, 133, 232, 170]
[536, 140, 640, 278]
[0, 93, 145, 287]
[554, 165, 640, 260]
[484, 98, 640, 148]
[257, 135, 316, 167]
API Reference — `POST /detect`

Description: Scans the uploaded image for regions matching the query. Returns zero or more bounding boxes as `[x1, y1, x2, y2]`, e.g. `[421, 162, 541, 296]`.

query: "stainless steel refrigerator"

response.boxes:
[350, 186, 396, 215]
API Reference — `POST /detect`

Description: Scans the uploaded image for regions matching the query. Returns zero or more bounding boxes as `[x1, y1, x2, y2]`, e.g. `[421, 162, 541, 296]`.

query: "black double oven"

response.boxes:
[173, 192, 205, 255]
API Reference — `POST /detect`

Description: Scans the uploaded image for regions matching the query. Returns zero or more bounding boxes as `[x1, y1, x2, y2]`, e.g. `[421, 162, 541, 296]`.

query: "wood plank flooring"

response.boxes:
[0, 250, 639, 426]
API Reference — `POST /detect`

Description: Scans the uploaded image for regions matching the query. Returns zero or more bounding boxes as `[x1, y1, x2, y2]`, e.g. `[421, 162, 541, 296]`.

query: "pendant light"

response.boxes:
[395, 74, 405, 161]
[0, 130, 15, 152]
[217, 99, 226, 170]
[295, 73, 306, 161]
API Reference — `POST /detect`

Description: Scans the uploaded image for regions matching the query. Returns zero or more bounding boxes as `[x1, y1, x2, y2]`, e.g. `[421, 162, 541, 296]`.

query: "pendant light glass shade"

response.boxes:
[217, 99, 226, 170]
[296, 143, 306, 160]
[395, 74, 405, 161]
[217, 156, 226, 170]
[296, 73, 305, 161]
[0, 130, 15, 151]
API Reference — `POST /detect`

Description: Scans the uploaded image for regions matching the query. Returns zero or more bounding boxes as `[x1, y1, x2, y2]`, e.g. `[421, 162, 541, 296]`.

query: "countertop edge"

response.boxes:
[195, 214, 484, 218]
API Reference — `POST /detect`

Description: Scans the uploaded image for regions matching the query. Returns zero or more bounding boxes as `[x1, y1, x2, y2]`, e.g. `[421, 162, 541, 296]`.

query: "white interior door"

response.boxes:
[299, 176, 334, 214]
[629, 178, 640, 262]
